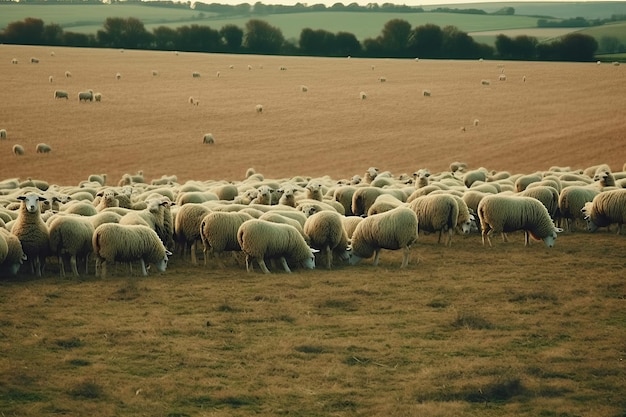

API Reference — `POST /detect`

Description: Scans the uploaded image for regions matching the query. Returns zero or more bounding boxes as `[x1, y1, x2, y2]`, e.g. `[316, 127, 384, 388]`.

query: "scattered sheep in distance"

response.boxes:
[12, 145, 25, 156]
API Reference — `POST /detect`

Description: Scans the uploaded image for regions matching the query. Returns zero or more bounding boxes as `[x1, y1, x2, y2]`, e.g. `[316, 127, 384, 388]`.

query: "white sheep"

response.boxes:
[303, 210, 349, 269]
[200, 211, 255, 268]
[54, 90, 69, 99]
[0, 228, 27, 276]
[360, 91, 367, 100]
[379, 76, 387, 83]
[582, 189, 626, 234]
[499, 74, 507, 81]
[92, 223, 171, 278]
[192, 71, 201, 78]
[115, 72, 121, 80]
[11, 193, 50, 276]
[237, 219, 317, 273]
[0, 129, 6, 139]
[94, 93, 102, 102]
[557, 186, 600, 231]
[36, 143, 52, 154]
[348, 206, 418, 268]
[94, 189, 119, 211]
[119, 196, 174, 251]
[300, 85, 308, 92]
[478, 194, 562, 247]
[49, 75, 53, 83]
[202, 133, 215, 144]
[189, 96, 199, 106]
[152, 70, 158, 76]
[255, 104, 264, 113]
[408, 194, 461, 246]
[78, 90, 93, 102]
[48, 215, 95, 277]
[481, 79, 491, 85]
[412, 168, 431, 188]
[30, 57, 39, 63]
[65, 71, 72, 78]
[520, 185, 559, 220]
[11, 58, 18, 64]
[88, 174, 107, 186]
[173, 203, 212, 265]
[423, 89, 431, 97]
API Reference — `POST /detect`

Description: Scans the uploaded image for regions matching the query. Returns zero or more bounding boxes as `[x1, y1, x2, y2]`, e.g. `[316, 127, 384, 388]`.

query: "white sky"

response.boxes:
[194, 0, 619, 6]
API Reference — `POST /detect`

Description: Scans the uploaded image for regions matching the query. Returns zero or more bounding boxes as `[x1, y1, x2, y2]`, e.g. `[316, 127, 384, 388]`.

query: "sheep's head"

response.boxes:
[18, 194, 48, 214]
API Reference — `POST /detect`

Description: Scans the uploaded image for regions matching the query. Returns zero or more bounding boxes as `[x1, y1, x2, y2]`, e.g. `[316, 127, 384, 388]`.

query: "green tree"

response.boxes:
[1, 17, 45, 45]
[244, 19, 285, 54]
[220, 24, 243, 52]
[557, 33, 598, 61]
[97, 17, 152, 49]
[408, 23, 443, 58]
[299, 28, 335, 56]
[152, 26, 178, 50]
[335, 31, 361, 56]
[43, 23, 64, 46]
[378, 18, 412, 57]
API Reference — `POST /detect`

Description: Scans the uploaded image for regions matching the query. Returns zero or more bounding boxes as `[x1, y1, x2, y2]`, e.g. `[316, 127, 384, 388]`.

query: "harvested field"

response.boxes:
[0, 45, 625, 417]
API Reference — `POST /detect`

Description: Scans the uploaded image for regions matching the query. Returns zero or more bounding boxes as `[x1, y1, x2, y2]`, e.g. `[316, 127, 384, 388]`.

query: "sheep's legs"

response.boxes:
[324, 246, 332, 270]
[58, 255, 66, 278]
[279, 257, 291, 273]
[70, 255, 79, 277]
[257, 258, 271, 274]
[190, 240, 198, 265]
[139, 259, 148, 276]
[400, 246, 410, 268]
[372, 249, 381, 266]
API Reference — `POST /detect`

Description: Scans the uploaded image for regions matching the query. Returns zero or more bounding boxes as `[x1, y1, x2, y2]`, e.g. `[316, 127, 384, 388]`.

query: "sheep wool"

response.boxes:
[174, 203, 212, 265]
[408, 194, 460, 246]
[478, 194, 562, 247]
[583, 189, 626, 234]
[348, 206, 418, 268]
[237, 219, 317, 274]
[200, 211, 254, 268]
[303, 210, 349, 269]
[11, 194, 50, 276]
[48, 215, 95, 277]
[0, 228, 27, 276]
[92, 223, 171, 278]
[557, 186, 600, 231]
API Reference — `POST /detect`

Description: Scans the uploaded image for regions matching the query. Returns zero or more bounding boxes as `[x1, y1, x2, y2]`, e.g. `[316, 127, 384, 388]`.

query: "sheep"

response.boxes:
[192, 72, 201, 78]
[408, 194, 461, 246]
[255, 104, 263, 113]
[250, 185, 273, 205]
[347, 206, 418, 268]
[36, 143, 52, 154]
[202, 133, 215, 144]
[92, 223, 171, 278]
[278, 186, 297, 207]
[333, 186, 357, 216]
[413, 169, 431, 188]
[515, 173, 542, 192]
[94, 189, 119, 211]
[48, 215, 95, 277]
[582, 189, 626, 234]
[65, 71, 72, 78]
[422, 89, 431, 97]
[305, 180, 324, 201]
[557, 186, 600, 231]
[54, 90, 69, 99]
[94, 93, 102, 102]
[11, 193, 50, 276]
[173, 203, 211, 265]
[351, 187, 406, 217]
[0, 228, 27, 276]
[115, 72, 121, 80]
[30, 57, 39, 63]
[11, 58, 18, 64]
[237, 219, 318, 273]
[367, 194, 404, 216]
[78, 90, 93, 102]
[49, 75, 53, 83]
[12, 144, 25, 156]
[88, 174, 107, 186]
[119, 197, 174, 251]
[189, 96, 199, 106]
[360, 91, 367, 100]
[341, 215, 364, 239]
[520, 185, 559, 220]
[481, 79, 491, 85]
[200, 211, 254, 268]
[0, 129, 6, 139]
[152, 70, 158, 76]
[499, 74, 507, 81]
[303, 210, 349, 269]
[450, 161, 468, 174]
[477, 194, 562, 247]
[300, 85, 308, 92]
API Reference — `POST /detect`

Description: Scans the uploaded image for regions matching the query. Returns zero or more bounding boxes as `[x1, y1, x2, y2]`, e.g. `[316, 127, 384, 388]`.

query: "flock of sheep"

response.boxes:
[1, 162, 625, 278]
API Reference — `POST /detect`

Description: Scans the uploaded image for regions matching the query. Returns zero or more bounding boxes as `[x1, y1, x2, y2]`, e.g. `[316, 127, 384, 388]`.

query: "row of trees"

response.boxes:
[0, 16, 600, 61]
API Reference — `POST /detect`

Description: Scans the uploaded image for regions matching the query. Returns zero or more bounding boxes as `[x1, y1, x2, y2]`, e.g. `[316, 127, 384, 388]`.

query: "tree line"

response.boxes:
[0, 16, 600, 61]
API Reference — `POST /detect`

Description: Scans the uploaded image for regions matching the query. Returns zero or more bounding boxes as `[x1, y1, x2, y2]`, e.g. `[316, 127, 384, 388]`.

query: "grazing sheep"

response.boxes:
[303, 210, 349, 269]
[11, 58, 18, 64]
[0, 228, 27, 276]
[351, 187, 406, 217]
[423, 89, 431, 97]
[30, 57, 39, 63]
[119, 197, 174, 251]
[78, 90, 93, 102]
[36, 143, 52, 154]
[11, 193, 50, 276]
[379, 76, 387, 82]
[348, 206, 418, 268]
[582, 189, 626, 234]
[0, 129, 6, 139]
[300, 85, 308, 92]
[192, 71, 201, 78]
[174, 203, 212, 265]
[115, 72, 121, 80]
[255, 104, 263, 113]
[520, 185, 559, 220]
[481, 79, 491, 85]
[94, 93, 102, 102]
[189, 96, 199, 106]
[92, 223, 171, 278]
[408, 194, 461, 246]
[499, 74, 507, 81]
[342, 216, 364, 239]
[54, 90, 69, 99]
[200, 211, 254, 268]
[48, 215, 95, 277]
[49, 75, 53, 83]
[478, 194, 562, 247]
[333, 186, 357, 216]
[152, 70, 158, 76]
[367, 194, 404, 216]
[515, 173, 542, 192]
[88, 174, 107, 186]
[473, 119, 479, 126]
[558, 186, 600, 231]
[360, 91, 367, 100]
[65, 71, 72, 78]
[202, 133, 215, 144]
[237, 219, 317, 273]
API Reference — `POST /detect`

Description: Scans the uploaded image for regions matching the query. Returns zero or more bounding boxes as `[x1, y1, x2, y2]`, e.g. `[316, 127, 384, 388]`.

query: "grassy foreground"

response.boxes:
[0, 231, 625, 417]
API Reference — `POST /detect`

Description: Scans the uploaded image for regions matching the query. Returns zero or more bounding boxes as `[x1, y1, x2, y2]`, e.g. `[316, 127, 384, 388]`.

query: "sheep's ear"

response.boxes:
[96, 191, 104, 197]
[310, 248, 320, 254]
[38, 196, 48, 202]
[17, 195, 26, 201]
[165, 250, 173, 256]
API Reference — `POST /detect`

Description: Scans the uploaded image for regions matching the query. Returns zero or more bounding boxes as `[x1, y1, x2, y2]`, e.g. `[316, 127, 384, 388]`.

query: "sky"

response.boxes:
[193, 0, 624, 6]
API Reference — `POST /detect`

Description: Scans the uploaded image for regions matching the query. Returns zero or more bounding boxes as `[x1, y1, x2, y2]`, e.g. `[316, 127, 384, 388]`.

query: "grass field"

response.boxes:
[0, 44, 625, 417]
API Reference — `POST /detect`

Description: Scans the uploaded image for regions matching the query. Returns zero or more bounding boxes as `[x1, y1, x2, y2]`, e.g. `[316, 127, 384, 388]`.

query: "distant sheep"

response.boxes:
[189, 96, 199, 106]
[255, 104, 263, 113]
[473, 119, 479, 126]
[92, 223, 171, 278]
[481, 79, 490, 85]
[499, 74, 507, 81]
[78, 90, 93, 102]
[36, 143, 52, 154]
[192, 71, 201, 78]
[31, 57, 39, 63]
[202, 133, 214, 144]
[65, 71, 72, 78]
[49, 75, 53, 83]
[152, 70, 158, 76]
[423, 89, 431, 97]
[379, 76, 387, 82]
[0, 129, 6, 139]
[478, 194, 562, 247]
[11, 193, 50, 276]
[54, 90, 69, 99]
[11, 58, 18, 64]
[300, 85, 308, 92]
[115, 72, 121, 80]
[237, 219, 317, 273]
[348, 207, 419, 268]
[582, 189, 626, 234]
[94, 93, 102, 102]
[12, 145, 25, 156]
[360, 91, 367, 100]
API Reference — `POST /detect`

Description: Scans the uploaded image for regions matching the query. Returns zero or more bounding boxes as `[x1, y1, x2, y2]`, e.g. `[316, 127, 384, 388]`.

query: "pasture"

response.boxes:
[0, 45, 625, 417]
